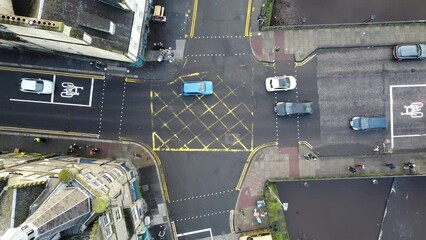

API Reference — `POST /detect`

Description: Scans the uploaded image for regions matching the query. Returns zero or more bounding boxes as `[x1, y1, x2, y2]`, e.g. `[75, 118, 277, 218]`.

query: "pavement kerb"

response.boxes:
[293, 44, 397, 63]
[236, 141, 278, 191]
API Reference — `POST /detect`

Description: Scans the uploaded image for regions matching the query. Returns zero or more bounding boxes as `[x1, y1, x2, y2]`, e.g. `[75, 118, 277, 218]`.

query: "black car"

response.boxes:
[274, 101, 313, 116]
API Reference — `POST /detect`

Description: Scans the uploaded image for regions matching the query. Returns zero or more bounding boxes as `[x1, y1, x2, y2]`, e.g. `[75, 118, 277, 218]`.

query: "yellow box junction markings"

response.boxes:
[0, 65, 105, 80]
[151, 74, 254, 152]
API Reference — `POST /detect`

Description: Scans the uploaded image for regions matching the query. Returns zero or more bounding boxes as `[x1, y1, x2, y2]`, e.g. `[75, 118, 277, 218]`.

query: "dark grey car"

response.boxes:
[274, 101, 313, 116]
[393, 44, 426, 60]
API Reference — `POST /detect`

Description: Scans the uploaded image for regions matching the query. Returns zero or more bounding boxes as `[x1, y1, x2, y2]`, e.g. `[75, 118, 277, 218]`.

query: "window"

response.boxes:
[92, 180, 102, 187]
[101, 213, 111, 227]
[104, 225, 113, 239]
[84, 173, 95, 181]
[111, 168, 123, 178]
[115, 208, 122, 221]
[131, 206, 139, 222]
[100, 186, 109, 194]
[113, 190, 121, 199]
[102, 173, 114, 183]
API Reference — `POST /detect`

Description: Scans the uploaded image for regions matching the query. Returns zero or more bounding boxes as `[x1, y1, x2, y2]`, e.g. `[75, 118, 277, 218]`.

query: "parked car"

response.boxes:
[350, 115, 387, 130]
[393, 44, 426, 61]
[19, 78, 54, 94]
[274, 101, 313, 116]
[265, 75, 297, 92]
[182, 81, 213, 96]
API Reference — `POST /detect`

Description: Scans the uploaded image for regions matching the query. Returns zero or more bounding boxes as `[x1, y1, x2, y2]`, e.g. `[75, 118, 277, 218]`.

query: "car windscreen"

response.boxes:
[278, 78, 290, 89]
[360, 117, 369, 129]
[199, 82, 205, 93]
[35, 81, 44, 92]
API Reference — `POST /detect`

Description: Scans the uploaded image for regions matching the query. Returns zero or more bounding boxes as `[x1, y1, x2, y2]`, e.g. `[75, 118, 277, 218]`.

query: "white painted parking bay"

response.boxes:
[10, 75, 95, 107]
[390, 84, 426, 150]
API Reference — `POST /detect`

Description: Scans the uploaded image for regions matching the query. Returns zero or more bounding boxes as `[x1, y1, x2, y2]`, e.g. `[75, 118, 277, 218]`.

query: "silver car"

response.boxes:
[20, 78, 54, 94]
[393, 44, 426, 61]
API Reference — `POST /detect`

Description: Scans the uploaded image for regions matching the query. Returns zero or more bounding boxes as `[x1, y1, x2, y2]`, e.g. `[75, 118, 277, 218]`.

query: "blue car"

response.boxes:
[182, 81, 213, 96]
[350, 115, 387, 130]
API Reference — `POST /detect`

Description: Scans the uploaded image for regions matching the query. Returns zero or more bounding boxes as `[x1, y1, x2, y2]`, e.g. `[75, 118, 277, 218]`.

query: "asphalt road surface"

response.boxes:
[312, 47, 426, 156]
[277, 176, 426, 240]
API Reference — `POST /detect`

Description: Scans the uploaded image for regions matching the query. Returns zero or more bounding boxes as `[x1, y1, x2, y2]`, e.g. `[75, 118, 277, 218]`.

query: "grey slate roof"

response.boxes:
[42, 0, 134, 52]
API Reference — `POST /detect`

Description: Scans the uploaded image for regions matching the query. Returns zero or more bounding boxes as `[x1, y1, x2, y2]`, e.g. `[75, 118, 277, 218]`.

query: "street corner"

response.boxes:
[250, 32, 273, 63]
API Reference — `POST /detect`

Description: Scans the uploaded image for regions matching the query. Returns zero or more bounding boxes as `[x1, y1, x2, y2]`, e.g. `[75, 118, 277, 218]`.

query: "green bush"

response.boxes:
[58, 169, 74, 183]
[92, 198, 107, 213]
[262, 0, 275, 27]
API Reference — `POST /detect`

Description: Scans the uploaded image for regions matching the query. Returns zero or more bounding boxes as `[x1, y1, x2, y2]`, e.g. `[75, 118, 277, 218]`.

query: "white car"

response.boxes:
[265, 75, 297, 92]
[20, 78, 54, 94]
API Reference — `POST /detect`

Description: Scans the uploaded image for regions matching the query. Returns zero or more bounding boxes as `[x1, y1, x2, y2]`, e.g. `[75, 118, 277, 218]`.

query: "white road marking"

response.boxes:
[9, 98, 91, 107]
[171, 189, 235, 203]
[394, 134, 426, 138]
[390, 84, 426, 149]
[89, 78, 94, 107]
[176, 228, 213, 239]
[51, 74, 56, 103]
[175, 210, 230, 222]
[390, 86, 394, 149]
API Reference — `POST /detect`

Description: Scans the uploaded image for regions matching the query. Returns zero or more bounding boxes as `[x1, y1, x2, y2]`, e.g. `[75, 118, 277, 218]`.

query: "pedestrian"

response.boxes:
[355, 164, 365, 170]
[89, 147, 100, 155]
[385, 163, 395, 169]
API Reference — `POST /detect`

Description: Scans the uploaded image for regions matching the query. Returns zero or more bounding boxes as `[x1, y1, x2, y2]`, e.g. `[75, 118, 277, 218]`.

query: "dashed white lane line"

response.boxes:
[171, 189, 236, 203]
[118, 82, 127, 137]
[187, 53, 247, 58]
[98, 80, 107, 134]
[191, 35, 247, 39]
[175, 209, 231, 222]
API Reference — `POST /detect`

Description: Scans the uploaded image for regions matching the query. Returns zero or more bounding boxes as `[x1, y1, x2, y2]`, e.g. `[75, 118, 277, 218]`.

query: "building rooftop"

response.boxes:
[41, 0, 134, 53]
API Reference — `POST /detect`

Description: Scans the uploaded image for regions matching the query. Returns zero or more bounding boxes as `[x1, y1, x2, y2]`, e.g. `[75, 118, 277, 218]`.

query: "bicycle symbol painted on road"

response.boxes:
[61, 82, 84, 98]
[401, 102, 423, 118]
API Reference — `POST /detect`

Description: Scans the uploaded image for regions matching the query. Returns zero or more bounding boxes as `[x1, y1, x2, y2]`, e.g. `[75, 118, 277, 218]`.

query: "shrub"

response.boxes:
[58, 169, 74, 183]
[92, 198, 107, 213]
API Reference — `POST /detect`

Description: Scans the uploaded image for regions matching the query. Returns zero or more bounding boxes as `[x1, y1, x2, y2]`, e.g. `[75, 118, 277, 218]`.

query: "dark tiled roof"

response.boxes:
[42, 0, 133, 52]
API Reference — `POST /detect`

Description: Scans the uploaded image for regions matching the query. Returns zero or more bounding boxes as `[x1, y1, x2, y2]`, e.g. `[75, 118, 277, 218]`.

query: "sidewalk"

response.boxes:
[234, 144, 426, 233]
[0, 132, 172, 239]
[250, 21, 426, 62]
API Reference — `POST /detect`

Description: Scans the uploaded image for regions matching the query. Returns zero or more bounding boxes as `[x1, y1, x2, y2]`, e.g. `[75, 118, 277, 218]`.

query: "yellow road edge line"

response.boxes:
[236, 142, 278, 190]
[0, 126, 99, 138]
[0, 65, 105, 80]
[190, 0, 199, 38]
[245, 0, 253, 36]
[295, 53, 317, 67]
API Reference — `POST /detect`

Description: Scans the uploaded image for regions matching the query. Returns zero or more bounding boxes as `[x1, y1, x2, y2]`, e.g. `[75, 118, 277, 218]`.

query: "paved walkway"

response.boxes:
[250, 22, 426, 62]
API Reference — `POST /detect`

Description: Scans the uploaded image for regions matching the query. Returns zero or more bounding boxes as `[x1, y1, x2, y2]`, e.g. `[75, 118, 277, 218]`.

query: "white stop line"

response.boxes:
[176, 228, 213, 239]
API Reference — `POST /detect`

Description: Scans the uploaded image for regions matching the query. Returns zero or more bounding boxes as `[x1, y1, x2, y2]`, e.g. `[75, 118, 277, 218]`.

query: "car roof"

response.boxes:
[365, 116, 387, 128]
[398, 45, 419, 57]
[291, 102, 313, 114]
[20, 78, 39, 91]
[183, 82, 201, 93]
